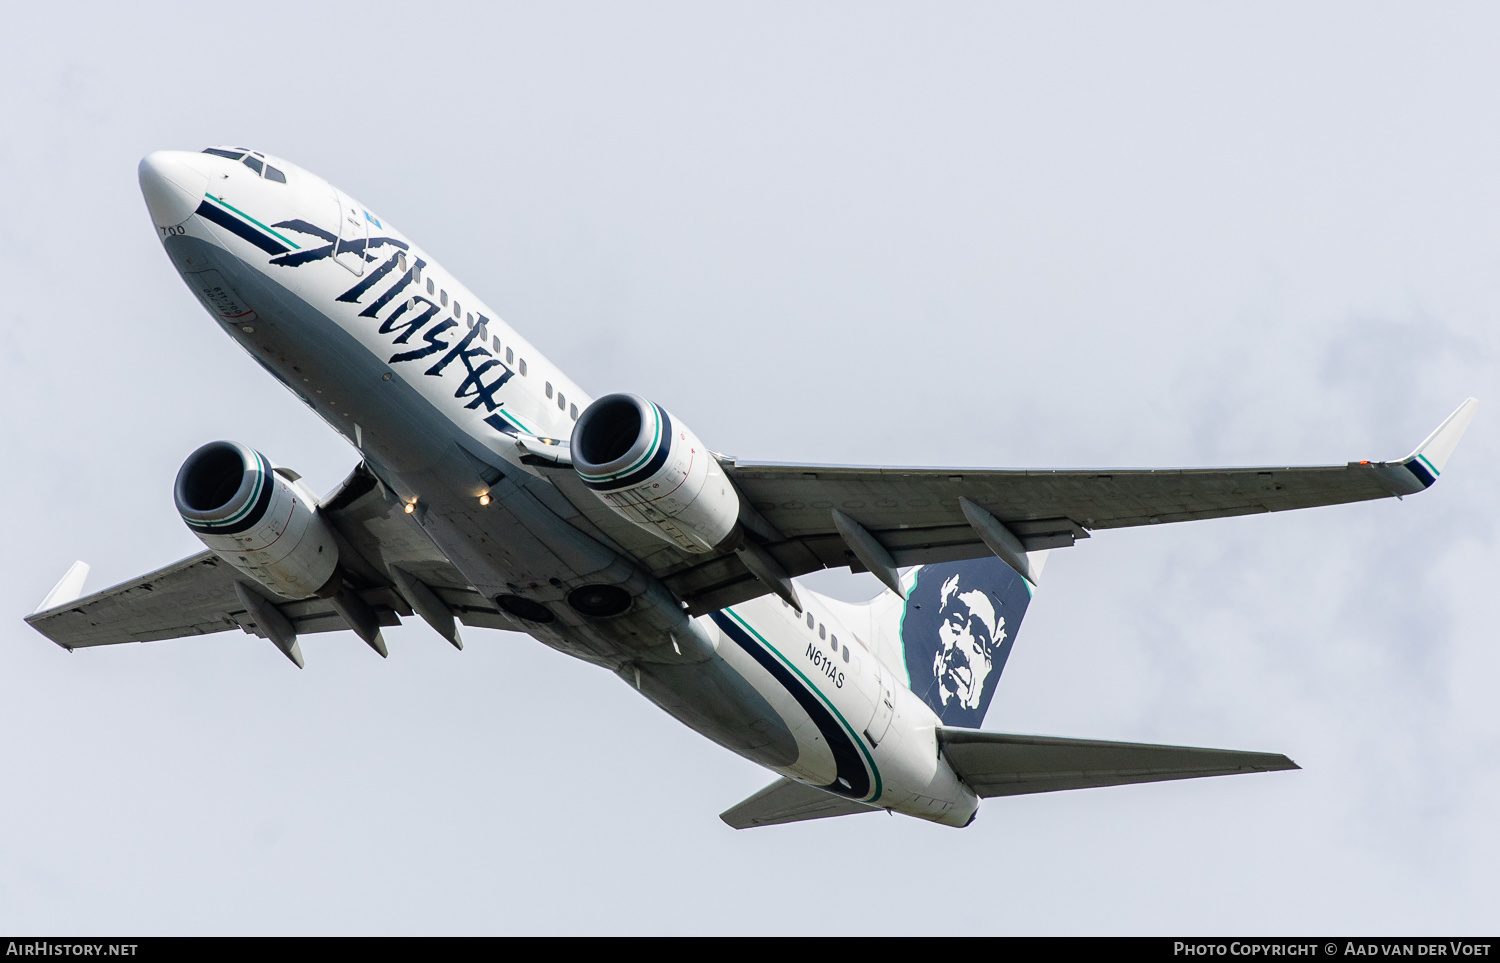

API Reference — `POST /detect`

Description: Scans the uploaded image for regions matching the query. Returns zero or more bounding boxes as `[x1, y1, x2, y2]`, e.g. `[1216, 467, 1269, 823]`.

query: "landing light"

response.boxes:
[478, 493, 491, 506]
[404, 501, 416, 514]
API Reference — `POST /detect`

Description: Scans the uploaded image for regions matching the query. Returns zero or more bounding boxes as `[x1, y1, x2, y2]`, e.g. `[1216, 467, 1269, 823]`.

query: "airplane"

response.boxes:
[24, 146, 1478, 830]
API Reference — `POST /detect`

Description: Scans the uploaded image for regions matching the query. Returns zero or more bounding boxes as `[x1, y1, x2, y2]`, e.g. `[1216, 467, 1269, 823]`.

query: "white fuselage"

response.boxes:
[139, 148, 979, 826]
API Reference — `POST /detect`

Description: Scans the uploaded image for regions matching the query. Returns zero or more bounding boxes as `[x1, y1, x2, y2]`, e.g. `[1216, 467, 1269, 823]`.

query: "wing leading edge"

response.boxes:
[653, 398, 1477, 614]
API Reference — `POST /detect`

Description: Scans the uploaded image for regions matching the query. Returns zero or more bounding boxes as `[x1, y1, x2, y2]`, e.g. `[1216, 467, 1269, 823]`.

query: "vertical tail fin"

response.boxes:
[887, 555, 1042, 727]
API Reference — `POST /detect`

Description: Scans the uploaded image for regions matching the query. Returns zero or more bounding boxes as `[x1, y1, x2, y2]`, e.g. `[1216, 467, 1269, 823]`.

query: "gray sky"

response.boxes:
[2, 2, 1496, 934]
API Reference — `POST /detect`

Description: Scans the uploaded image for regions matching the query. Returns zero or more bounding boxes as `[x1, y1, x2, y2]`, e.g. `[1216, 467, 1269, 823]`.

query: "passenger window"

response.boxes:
[830, 635, 838, 651]
[454, 301, 461, 318]
[241, 155, 264, 175]
[426, 279, 435, 295]
[519, 359, 527, 376]
[545, 382, 554, 399]
[570, 403, 578, 420]
[506, 348, 514, 364]
[466, 312, 474, 326]
[440, 290, 448, 307]
[818, 624, 826, 640]
[397, 253, 407, 273]
[557, 393, 566, 410]
[805, 613, 814, 629]
[842, 647, 850, 663]
[265, 165, 286, 183]
[492, 335, 501, 353]
[413, 263, 422, 282]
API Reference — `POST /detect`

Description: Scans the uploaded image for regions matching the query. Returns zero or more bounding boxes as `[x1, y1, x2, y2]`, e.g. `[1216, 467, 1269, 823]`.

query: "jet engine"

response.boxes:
[174, 441, 340, 599]
[571, 394, 739, 554]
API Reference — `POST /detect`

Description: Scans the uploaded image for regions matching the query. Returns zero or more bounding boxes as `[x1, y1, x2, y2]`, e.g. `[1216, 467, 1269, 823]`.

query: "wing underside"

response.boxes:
[25, 464, 526, 652]
[634, 398, 1477, 613]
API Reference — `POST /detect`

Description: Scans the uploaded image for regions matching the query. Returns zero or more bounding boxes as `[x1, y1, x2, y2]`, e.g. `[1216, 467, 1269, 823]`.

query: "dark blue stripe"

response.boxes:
[194, 201, 290, 255]
[710, 612, 872, 800]
[580, 407, 675, 492]
[1405, 459, 1437, 489]
[485, 414, 519, 437]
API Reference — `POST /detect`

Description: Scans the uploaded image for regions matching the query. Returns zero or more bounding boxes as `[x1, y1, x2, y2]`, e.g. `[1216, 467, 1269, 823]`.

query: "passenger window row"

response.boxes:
[378, 253, 587, 424]
[789, 603, 850, 662]
[544, 382, 580, 420]
[412, 273, 531, 379]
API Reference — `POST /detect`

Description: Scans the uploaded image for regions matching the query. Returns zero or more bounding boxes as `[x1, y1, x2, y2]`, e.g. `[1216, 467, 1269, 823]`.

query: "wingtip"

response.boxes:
[1401, 397, 1479, 481]
[32, 560, 90, 615]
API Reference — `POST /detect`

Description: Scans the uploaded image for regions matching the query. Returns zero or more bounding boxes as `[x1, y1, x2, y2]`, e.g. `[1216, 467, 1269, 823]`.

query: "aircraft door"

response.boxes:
[864, 663, 896, 747]
[332, 189, 368, 276]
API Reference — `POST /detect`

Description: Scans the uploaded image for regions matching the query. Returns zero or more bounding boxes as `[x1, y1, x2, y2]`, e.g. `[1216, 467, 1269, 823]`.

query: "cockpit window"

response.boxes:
[203, 148, 245, 160]
[241, 155, 264, 175]
[264, 165, 286, 183]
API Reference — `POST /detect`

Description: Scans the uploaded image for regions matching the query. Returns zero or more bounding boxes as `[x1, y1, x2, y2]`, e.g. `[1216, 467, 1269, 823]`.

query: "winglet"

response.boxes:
[1400, 397, 1479, 488]
[32, 561, 90, 615]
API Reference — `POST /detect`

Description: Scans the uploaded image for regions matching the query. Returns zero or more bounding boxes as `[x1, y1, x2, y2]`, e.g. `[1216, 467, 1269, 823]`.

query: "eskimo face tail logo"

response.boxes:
[900, 556, 1033, 728]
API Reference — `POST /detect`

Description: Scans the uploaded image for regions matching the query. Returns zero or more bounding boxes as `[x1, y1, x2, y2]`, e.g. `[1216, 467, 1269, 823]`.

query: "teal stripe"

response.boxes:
[723, 606, 884, 802]
[499, 408, 538, 435]
[205, 195, 301, 250]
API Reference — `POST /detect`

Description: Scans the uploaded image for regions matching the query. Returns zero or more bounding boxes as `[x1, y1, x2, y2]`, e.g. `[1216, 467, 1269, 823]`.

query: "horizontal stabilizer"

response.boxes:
[938, 727, 1297, 798]
[720, 777, 879, 829]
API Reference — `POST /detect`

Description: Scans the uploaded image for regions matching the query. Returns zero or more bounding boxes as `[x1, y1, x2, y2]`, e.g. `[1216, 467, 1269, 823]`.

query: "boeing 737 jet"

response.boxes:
[24, 147, 1478, 828]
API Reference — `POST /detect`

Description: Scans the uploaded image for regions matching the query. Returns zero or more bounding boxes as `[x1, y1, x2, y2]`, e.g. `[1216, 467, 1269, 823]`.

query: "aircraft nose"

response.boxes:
[138, 151, 212, 228]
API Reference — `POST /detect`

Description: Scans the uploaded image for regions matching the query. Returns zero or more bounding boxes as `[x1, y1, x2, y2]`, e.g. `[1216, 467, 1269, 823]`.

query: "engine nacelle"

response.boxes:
[571, 394, 739, 554]
[175, 441, 340, 599]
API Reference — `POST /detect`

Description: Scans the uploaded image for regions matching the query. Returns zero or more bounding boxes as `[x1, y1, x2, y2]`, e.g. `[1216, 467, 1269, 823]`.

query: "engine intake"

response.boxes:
[175, 441, 340, 599]
[571, 394, 739, 554]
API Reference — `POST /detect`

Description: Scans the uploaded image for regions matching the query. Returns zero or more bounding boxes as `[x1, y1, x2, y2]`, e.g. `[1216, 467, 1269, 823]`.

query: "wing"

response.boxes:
[25, 464, 524, 654]
[642, 397, 1478, 613]
[938, 728, 1298, 798]
[719, 776, 880, 829]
